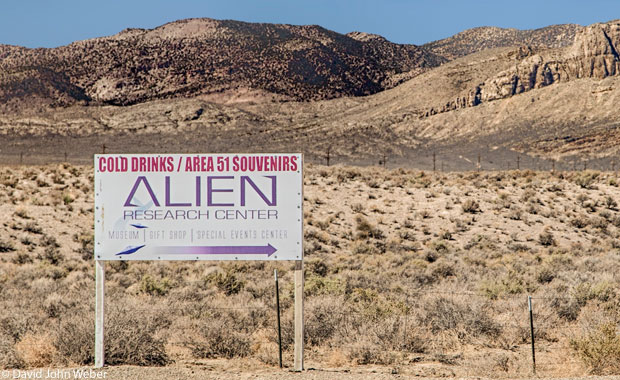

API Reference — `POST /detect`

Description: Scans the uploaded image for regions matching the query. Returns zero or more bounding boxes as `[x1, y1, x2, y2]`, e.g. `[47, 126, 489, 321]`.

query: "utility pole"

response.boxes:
[325, 146, 331, 167]
[433, 152, 436, 172]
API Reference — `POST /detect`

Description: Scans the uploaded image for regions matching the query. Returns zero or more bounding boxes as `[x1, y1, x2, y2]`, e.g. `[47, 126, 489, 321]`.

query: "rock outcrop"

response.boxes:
[424, 21, 620, 117]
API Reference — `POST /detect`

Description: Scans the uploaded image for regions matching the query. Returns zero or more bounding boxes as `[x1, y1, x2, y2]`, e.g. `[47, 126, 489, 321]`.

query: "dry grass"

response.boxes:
[2, 164, 620, 376]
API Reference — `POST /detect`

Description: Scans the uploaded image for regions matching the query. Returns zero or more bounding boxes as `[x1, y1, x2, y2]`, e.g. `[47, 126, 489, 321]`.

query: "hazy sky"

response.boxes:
[2, 0, 620, 48]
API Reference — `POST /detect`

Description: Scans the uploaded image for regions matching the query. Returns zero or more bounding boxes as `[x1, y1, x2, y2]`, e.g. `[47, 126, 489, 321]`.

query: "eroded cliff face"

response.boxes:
[426, 21, 620, 117]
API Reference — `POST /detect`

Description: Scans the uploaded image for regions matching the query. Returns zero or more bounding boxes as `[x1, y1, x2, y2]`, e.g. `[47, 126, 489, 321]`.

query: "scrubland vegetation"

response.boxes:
[2, 164, 620, 376]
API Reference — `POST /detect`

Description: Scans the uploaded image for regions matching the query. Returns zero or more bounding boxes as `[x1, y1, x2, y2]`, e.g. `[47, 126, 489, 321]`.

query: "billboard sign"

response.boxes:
[94, 153, 303, 260]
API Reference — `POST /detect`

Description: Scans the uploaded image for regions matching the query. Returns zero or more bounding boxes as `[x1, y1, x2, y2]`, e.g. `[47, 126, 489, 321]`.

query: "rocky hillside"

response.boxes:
[424, 24, 580, 60]
[0, 18, 443, 110]
[6, 19, 620, 167]
[424, 22, 620, 116]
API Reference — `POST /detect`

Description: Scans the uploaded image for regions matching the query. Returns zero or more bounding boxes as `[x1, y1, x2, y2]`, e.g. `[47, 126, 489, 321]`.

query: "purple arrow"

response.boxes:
[154, 244, 277, 257]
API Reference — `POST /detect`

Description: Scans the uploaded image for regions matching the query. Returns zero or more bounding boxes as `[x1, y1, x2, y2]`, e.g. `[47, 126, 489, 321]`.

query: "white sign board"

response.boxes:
[94, 153, 303, 260]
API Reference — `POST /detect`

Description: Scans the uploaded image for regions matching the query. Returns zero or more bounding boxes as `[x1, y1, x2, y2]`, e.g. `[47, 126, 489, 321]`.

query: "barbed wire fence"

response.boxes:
[3, 149, 620, 173]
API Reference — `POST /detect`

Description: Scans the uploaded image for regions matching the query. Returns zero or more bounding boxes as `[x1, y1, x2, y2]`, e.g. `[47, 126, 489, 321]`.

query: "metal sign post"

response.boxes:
[94, 260, 105, 368]
[294, 260, 304, 371]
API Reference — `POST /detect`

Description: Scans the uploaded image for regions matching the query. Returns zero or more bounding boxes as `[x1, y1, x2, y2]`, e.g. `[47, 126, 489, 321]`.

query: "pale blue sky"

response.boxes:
[2, 0, 619, 48]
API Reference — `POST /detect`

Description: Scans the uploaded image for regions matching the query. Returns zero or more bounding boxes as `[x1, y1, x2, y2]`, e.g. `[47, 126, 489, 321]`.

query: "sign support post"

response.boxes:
[95, 260, 105, 368]
[294, 260, 304, 371]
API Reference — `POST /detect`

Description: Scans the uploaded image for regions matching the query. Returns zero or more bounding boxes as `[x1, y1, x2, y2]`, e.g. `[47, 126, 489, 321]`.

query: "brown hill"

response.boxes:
[0, 18, 443, 110]
[424, 24, 581, 60]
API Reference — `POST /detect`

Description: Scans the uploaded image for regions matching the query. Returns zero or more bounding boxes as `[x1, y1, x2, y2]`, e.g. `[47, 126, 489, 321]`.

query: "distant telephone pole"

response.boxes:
[433, 152, 436, 172]
[325, 146, 331, 167]
[517, 155, 520, 170]
[380, 152, 388, 168]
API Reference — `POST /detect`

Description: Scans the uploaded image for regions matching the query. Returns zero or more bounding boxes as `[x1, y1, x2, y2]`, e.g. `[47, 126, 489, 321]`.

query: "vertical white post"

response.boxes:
[294, 260, 304, 371]
[95, 260, 105, 368]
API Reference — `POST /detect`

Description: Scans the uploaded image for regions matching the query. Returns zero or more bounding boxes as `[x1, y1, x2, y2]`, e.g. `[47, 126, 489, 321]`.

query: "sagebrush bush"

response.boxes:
[0, 239, 15, 253]
[538, 230, 555, 246]
[205, 269, 245, 295]
[140, 275, 174, 296]
[53, 302, 170, 366]
[461, 199, 481, 213]
[188, 306, 268, 359]
[421, 296, 501, 339]
[571, 323, 620, 375]
[304, 297, 345, 346]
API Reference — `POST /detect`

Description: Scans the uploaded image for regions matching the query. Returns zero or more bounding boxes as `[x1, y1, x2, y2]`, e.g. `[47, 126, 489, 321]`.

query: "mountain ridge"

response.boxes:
[0, 18, 444, 110]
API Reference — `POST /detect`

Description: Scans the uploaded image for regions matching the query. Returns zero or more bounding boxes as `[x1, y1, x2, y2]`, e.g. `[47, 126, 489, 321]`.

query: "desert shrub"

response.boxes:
[439, 229, 452, 240]
[538, 230, 556, 246]
[15, 333, 56, 367]
[480, 271, 528, 299]
[24, 222, 43, 234]
[574, 171, 599, 189]
[0, 339, 24, 369]
[429, 239, 450, 254]
[62, 193, 75, 205]
[429, 259, 456, 279]
[40, 235, 59, 248]
[355, 215, 384, 239]
[462, 199, 480, 213]
[347, 342, 396, 365]
[590, 217, 608, 230]
[74, 234, 94, 261]
[54, 303, 170, 366]
[205, 269, 244, 295]
[44, 293, 72, 318]
[305, 297, 345, 346]
[464, 234, 497, 250]
[0, 239, 15, 253]
[13, 208, 29, 219]
[571, 323, 620, 375]
[305, 276, 345, 297]
[41, 246, 64, 265]
[350, 202, 365, 213]
[551, 296, 582, 321]
[571, 215, 589, 229]
[189, 306, 267, 359]
[105, 305, 170, 366]
[335, 167, 362, 182]
[421, 296, 501, 339]
[351, 241, 380, 255]
[140, 275, 174, 296]
[574, 282, 616, 306]
[536, 267, 555, 284]
[190, 323, 251, 359]
[52, 310, 94, 365]
[605, 196, 618, 210]
[12, 252, 33, 265]
[306, 259, 328, 277]
[0, 314, 34, 344]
